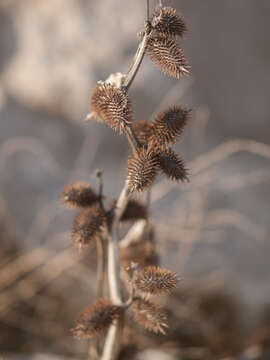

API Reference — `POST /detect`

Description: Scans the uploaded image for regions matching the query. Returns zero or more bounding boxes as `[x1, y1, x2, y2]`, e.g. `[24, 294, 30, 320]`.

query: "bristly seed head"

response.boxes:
[150, 106, 191, 147]
[135, 266, 179, 295]
[120, 199, 148, 222]
[158, 149, 189, 182]
[131, 297, 168, 335]
[71, 299, 122, 339]
[147, 36, 190, 79]
[91, 83, 132, 133]
[151, 6, 187, 39]
[133, 120, 153, 146]
[127, 149, 159, 192]
[60, 182, 98, 209]
[71, 205, 107, 247]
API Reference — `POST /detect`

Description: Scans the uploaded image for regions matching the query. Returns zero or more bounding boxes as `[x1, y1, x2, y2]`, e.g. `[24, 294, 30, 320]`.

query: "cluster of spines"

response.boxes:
[129, 266, 178, 335]
[60, 181, 99, 208]
[146, 5, 190, 79]
[91, 83, 132, 133]
[60, 181, 108, 248]
[150, 106, 191, 148]
[71, 299, 122, 339]
[71, 205, 107, 247]
[131, 297, 168, 335]
[127, 148, 160, 192]
[88, 5, 191, 194]
[158, 149, 189, 182]
[147, 36, 190, 79]
[71, 266, 178, 338]
[134, 266, 179, 295]
[128, 105, 190, 192]
[65, 2, 190, 344]
[151, 6, 187, 39]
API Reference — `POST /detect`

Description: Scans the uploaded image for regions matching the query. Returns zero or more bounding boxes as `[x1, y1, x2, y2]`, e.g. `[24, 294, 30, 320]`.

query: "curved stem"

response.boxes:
[101, 2, 150, 359]
[101, 182, 131, 360]
[123, 33, 149, 90]
[124, 124, 142, 153]
[96, 237, 105, 297]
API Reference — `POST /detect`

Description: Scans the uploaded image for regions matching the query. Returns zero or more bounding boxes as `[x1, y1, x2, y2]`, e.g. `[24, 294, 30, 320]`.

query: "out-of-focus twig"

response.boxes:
[152, 139, 270, 203]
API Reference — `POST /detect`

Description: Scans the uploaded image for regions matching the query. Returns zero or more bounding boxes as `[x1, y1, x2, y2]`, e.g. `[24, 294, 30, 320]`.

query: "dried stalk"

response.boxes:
[68, 0, 191, 358]
[123, 0, 151, 90]
[146, 0, 150, 22]
[96, 237, 105, 297]
[101, 182, 130, 360]
[101, 5, 152, 356]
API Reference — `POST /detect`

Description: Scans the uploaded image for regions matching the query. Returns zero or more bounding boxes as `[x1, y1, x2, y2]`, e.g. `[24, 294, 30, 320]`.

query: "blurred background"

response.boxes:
[0, 0, 270, 359]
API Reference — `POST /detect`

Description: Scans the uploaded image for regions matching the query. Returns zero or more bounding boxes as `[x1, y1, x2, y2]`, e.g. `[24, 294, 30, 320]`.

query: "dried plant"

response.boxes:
[72, 300, 123, 339]
[147, 36, 190, 78]
[133, 120, 152, 146]
[131, 297, 168, 335]
[151, 5, 187, 39]
[91, 83, 132, 133]
[60, 181, 99, 208]
[60, 1, 191, 359]
[120, 199, 148, 222]
[71, 205, 107, 248]
[134, 266, 179, 295]
[158, 149, 189, 182]
[150, 106, 191, 148]
[127, 148, 160, 192]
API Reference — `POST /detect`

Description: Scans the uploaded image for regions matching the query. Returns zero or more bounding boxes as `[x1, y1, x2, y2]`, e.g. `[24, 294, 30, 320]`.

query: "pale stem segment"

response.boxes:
[96, 236, 105, 298]
[101, 2, 150, 358]
[123, 32, 149, 90]
[101, 182, 131, 360]
[124, 124, 142, 153]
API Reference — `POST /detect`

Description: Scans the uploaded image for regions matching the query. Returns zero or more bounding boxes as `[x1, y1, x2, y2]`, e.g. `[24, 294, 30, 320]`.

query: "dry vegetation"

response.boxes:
[0, 1, 270, 360]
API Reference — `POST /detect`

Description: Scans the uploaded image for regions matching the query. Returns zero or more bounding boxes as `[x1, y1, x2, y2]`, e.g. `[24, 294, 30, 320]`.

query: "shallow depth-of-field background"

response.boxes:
[0, 1, 270, 359]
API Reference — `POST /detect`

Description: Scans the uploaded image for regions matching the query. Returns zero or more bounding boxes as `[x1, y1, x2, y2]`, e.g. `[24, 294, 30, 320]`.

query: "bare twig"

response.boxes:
[152, 139, 270, 203]
[96, 237, 105, 298]
[119, 220, 148, 248]
[101, 181, 131, 360]
[123, 29, 150, 90]
[124, 124, 142, 152]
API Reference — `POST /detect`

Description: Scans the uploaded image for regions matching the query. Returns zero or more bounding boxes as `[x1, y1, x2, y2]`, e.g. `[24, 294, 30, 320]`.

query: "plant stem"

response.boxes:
[96, 237, 105, 297]
[101, 182, 131, 360]
[147, 0, 150, 21]
[101, 2, 150, 358]
[100, 318, 125, 360]
[123, 32, 149, 90]
[124, 124, 142, 153]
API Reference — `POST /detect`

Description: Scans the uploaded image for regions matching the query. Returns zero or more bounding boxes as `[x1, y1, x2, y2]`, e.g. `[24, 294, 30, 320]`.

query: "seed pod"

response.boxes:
[72, 205, 107, 247]
[127, 149, 159, 192]
[133, 120, 153, 146]
[151, 6, 187, 39]
[71, 299, 122, 339]
[150, 106, 191, 147]
[60, 182, 98, 209]
[120, 199, 148, 222]
[132, 297, 168, 335]
[91, 83, 132, 133]
[147, 36, 190, 79]
[158, 149, 189, 182]
[135, 266, 179, 295]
